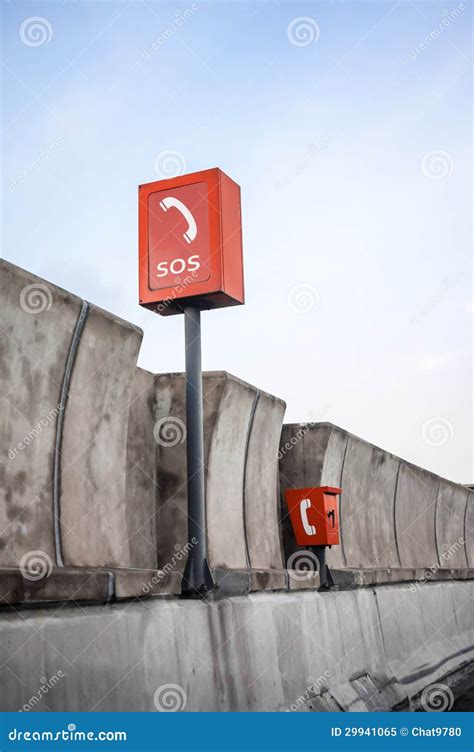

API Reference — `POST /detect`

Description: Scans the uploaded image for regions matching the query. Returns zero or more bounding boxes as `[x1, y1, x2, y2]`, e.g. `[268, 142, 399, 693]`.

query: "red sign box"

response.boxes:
[285, 487, 341, 546]
[139, 168, 244, 315]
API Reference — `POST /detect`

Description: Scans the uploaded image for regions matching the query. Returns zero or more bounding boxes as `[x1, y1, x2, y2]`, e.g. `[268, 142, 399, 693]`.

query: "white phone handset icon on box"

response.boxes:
[159, 196, 197, 244]
[300, 498, 316, 537]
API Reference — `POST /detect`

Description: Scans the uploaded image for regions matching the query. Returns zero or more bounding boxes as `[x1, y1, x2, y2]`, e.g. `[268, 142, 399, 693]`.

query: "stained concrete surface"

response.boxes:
[0, 261, 82, 567]
[280, 423, 473, 573]
[0, 581, 471, 712]
[60, 303, 143, 568]
[125, 367, 157, 569]
[155, 371, 286, 573]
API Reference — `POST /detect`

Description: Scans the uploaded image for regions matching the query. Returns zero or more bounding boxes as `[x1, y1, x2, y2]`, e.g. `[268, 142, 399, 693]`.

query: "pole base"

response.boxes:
[311, 545, 334, 589]
[181, 556, 214, 598]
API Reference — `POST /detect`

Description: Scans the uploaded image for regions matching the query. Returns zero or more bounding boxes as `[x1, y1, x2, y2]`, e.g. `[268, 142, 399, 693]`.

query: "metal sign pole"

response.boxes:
[138, 169, 243, 595]
[182, 305, 213, 596]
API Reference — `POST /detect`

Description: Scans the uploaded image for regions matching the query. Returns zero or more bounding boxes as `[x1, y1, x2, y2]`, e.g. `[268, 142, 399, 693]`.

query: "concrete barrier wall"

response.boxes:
[465, 495, 474, 568]
[154, 373, 227, 568]
[394, 463, 439, 569]
[155, 372, 286, 572]
[435, 479, 469, 569]
[341, 436, 400, 569]
[60, 305, 142, 568]
[0, 260, 82, 567]
[125, 367, 157, 570]
[1, 262, 473, 713]
[0, 261, 145, 571]
[244, 391, 285, 570]
[280, 423, 472, 572]
[0, 580, 471, 711]
[206, 374, 257, 570]
[2, 261, 471, 588]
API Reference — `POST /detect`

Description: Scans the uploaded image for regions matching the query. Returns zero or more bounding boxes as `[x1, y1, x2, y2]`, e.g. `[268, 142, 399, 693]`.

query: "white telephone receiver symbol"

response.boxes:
[159, 196, 198, 244]
[300, 498, 316, 537]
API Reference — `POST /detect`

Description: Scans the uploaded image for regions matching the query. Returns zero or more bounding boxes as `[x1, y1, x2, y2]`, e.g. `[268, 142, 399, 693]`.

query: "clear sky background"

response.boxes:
[2, 0, 472, 483]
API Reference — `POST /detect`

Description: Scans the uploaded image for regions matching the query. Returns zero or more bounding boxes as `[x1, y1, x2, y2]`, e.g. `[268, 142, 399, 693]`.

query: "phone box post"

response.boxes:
[138, 167, 244, 315]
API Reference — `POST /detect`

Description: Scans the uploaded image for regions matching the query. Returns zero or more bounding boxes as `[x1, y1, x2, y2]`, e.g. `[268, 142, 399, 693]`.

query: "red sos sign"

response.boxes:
[139, 168, 244, 315]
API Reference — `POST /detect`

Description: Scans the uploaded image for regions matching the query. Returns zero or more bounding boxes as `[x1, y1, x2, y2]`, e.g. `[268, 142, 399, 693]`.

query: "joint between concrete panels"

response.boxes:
[106, 571, 116, 602]
[338, 434, 349, 568]
[462, 490, 470, 567]
[242, 389, 260, 569]
[392, 462, 402, 568]
[53, 300, 90, 567]
[433, 478, 443, 568]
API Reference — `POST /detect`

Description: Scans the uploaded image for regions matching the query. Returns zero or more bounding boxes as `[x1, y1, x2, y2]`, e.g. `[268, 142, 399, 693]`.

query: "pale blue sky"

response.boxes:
[2, 0, 472, 482]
